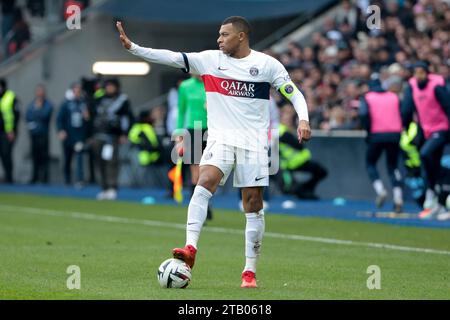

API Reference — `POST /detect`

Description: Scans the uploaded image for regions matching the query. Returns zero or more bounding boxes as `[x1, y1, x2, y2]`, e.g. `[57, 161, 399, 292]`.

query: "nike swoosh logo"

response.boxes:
[255, 177, 266, 182]
[188, 223, 198, 226]
[218, 67, 228, 71]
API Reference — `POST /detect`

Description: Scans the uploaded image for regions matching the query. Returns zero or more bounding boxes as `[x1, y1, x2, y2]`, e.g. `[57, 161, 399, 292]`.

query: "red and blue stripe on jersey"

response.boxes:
[202, 74, 270, 100]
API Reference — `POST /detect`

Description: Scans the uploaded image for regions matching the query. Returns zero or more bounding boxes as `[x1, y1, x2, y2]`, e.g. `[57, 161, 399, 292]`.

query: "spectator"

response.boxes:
[335, 0, 358, 31]
[4, 7, 30, 57]
[91, 78, 133, 200]
[1, 0, 15, 40]
[278, 104, 327, 200]
[400, 120, 426, 207]
[82, 76, 104, 185]
[26, 0, 44, 17]
[128, 110, 162, 167]
[151, 105, 167, 139]
[325, 106, 352, 130]
[57, 82, 89, 187]
[26, 84, 53, 184]
[0, 78, 19, 183]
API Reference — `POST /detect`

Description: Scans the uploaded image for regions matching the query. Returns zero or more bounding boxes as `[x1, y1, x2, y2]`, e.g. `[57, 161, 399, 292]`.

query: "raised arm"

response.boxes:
[116, 21, 187, 70]
[116, 21, 132, 49]
[271, 59, 311, 142]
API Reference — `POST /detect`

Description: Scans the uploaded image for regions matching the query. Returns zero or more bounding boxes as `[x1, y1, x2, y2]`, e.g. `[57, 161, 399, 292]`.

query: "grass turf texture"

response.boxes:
[0, 193, 449, 300]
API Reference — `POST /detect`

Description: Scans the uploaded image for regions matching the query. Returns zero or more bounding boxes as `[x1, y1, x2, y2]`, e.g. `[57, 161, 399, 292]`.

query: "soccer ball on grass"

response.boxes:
[157, 258, 192, 288]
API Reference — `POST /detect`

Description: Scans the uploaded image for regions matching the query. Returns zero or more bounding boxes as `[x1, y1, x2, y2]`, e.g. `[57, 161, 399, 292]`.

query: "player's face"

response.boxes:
[414, 67, 428, 82]
[217, 23, 242, 55]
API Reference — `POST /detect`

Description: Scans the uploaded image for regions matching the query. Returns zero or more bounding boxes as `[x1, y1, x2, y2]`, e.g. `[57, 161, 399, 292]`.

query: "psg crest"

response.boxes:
[250, 67, 259, 77]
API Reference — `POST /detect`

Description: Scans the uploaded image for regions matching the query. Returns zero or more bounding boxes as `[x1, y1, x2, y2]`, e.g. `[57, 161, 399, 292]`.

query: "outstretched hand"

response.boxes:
[297, 120, 311, 143]
[116, 21, 132, 50]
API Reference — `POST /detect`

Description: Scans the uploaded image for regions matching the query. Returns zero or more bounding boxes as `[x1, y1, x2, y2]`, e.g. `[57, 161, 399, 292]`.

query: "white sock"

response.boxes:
[425, 188, 435, 202]
[243, 210, 265, 274]
[423, 188, 437, 209]
[373, 180, 386, 196]
[393, 187, 403, 204]
[185, 185, 212, 249]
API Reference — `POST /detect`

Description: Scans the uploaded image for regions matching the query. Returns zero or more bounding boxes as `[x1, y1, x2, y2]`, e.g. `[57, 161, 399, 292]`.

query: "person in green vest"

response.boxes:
[175, 75, 212, 220]
[278, 104, 327, 200]
[128, 110, 161, 167]
[400, 121, 426, 207]
[0, 78, 20, 184]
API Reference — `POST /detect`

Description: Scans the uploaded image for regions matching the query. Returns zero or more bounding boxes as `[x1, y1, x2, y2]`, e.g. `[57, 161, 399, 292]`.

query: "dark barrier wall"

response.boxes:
[216, 131, 394, 201]
[302, 131, 450, 202]
[306, 133, 382, 200]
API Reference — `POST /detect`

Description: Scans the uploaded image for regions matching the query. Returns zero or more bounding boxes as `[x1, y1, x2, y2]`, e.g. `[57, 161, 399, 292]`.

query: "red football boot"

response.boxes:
[240, 271, 257, 288]
[172, 245, 197, 268]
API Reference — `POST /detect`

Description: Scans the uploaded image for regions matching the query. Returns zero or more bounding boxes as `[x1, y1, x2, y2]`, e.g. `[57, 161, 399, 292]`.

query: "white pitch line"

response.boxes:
[1, 204, 450, 256]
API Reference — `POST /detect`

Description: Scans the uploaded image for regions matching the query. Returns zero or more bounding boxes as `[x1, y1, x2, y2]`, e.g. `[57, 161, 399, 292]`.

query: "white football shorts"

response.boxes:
[199, 140, 269, 188]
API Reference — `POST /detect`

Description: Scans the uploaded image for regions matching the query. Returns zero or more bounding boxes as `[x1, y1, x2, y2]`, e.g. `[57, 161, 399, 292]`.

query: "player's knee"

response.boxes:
[242, 192, 263, 212]
[197, 175, 218, 194]
[196, 180, 214, 194]
[197, 166, 223, 193]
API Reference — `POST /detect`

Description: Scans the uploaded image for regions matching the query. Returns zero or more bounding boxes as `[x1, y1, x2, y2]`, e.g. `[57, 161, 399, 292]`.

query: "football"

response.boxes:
[157, 258, 192, 288]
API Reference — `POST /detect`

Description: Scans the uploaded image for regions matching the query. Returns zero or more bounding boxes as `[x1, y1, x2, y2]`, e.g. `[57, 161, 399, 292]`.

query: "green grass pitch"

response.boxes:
[0, 193, 449, 300]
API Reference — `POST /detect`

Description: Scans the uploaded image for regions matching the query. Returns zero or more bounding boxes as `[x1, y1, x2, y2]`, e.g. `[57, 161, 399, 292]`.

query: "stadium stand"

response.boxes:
[268, 0, 450, 130]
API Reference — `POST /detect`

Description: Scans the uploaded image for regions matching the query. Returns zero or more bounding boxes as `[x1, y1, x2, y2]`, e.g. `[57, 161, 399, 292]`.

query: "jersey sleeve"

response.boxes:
[269, 57, 292, 90]
[128, 43, 186, 69]
[183, 51, 213, 75]
[128, 44, 213, 75]
[269, 56, 309, 122]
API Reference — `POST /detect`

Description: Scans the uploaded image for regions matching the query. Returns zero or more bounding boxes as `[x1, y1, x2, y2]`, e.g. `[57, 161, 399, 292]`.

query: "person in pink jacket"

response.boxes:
[360, 77, 404, 213]
[401, 61, 450, 215]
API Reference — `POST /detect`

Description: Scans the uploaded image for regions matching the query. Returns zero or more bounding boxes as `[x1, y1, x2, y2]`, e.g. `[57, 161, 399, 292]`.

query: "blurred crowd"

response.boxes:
[0, 75, 180, 201]
[266, 0, 450, 130]
[0, 0, 90, 61]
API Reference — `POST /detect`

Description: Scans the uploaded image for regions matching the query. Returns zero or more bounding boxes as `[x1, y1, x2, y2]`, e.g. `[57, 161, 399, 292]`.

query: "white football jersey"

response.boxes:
[184, 50, 291, 152]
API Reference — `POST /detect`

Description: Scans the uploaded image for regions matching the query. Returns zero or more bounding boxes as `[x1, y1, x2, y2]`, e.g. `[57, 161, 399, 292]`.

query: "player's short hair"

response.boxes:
[222, 16, 251, 37]
[413, 61, 429, 73]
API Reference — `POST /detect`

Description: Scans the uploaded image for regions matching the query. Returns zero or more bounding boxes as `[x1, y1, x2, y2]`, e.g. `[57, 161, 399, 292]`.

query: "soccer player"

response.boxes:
[117, 16, 311, 288]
